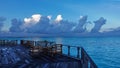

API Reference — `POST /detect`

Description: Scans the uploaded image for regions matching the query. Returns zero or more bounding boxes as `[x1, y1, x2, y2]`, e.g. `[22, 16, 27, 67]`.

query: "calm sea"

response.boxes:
[1, 37, 120, 68]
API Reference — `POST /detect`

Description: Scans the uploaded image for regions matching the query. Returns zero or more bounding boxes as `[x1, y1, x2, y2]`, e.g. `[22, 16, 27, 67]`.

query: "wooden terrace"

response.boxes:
[0, 40, 97, 68]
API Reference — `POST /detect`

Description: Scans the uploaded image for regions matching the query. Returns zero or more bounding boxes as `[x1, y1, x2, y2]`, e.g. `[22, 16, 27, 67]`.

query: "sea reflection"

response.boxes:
[55, 37, 62, 44]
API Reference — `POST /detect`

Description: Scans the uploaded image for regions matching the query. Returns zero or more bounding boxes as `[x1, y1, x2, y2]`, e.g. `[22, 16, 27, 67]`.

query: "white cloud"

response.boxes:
[55, 15, 63, 22]
[24, 14, 41, 24]
[80, 16, 83, 19]
[47, 15, 52, 20]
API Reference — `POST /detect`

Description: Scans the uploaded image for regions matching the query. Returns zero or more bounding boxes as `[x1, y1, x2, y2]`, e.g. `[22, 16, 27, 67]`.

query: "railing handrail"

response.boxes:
[62, 45, 98, 68]
[62, 44, 81, 48]
[81, 47, 98, 68]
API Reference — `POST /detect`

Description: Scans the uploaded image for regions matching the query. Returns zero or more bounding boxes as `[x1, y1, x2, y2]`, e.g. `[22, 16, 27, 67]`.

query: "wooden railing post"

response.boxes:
[61, 44, 62, 54]
[0, 40, 1, 45]
[68, 46, 70, 56]
[81, 47, 98, 68]
[20, 40, 24, 45]
[35, 41, 36, 46]
[15, 40, 17, 45]
[77, 47, 80, 58]
[3, 40, 5, 45]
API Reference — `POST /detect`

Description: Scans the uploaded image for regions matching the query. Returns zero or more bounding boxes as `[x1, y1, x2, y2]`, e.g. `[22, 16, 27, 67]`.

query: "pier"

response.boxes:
[0, 40, 97, 68]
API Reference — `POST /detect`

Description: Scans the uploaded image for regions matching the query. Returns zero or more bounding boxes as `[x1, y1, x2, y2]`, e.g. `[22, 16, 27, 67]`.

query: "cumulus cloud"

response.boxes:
[47, 15, 52, 20]
[73, 16, 88, 33]
[24, 14, 41, 26]
[59, 20, 75, 32]
[25, 16, 50, 33]
[0, 17, 6, 31]
[22, 14, 75, 33]
[55, 15, 63, 23]
[9, 18, 24, 32]
[91, 17, 106, 33]
[48, 20, 75, 33]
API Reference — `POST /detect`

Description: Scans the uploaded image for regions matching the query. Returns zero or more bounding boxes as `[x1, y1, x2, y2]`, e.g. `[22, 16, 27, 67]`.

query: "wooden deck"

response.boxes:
[0, 45, 81, 68]
[0, 40, 98, 68]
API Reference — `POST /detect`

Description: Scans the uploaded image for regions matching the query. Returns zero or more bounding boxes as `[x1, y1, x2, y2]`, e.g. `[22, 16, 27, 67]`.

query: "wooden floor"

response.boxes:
[0, 45, 82, 68]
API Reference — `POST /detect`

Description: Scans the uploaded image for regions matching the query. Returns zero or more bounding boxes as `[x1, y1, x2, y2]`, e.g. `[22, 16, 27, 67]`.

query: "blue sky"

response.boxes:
[0, 0, 120, 31]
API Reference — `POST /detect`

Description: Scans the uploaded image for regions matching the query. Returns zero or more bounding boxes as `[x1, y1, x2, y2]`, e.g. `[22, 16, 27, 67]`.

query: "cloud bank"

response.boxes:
[23, 14, 75, 33]
[0, 14, 108, 36]
[8, 14, 107, 34]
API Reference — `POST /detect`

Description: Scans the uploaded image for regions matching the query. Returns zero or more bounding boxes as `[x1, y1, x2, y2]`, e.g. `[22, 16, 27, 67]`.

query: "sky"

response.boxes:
[0, 0, 120, 32]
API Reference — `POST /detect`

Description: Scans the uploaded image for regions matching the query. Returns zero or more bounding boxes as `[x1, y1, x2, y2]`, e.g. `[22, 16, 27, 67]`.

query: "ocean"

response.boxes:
[0, 37, 120, 68]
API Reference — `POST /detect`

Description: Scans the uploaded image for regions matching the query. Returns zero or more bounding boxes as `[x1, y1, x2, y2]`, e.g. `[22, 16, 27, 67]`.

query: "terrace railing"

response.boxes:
[62, 45, 98, 68]
[20, 40, 98, 68]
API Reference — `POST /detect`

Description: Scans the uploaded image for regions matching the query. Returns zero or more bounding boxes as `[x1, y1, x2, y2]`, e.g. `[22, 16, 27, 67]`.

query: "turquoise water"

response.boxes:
[1, 37, 120, 68]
